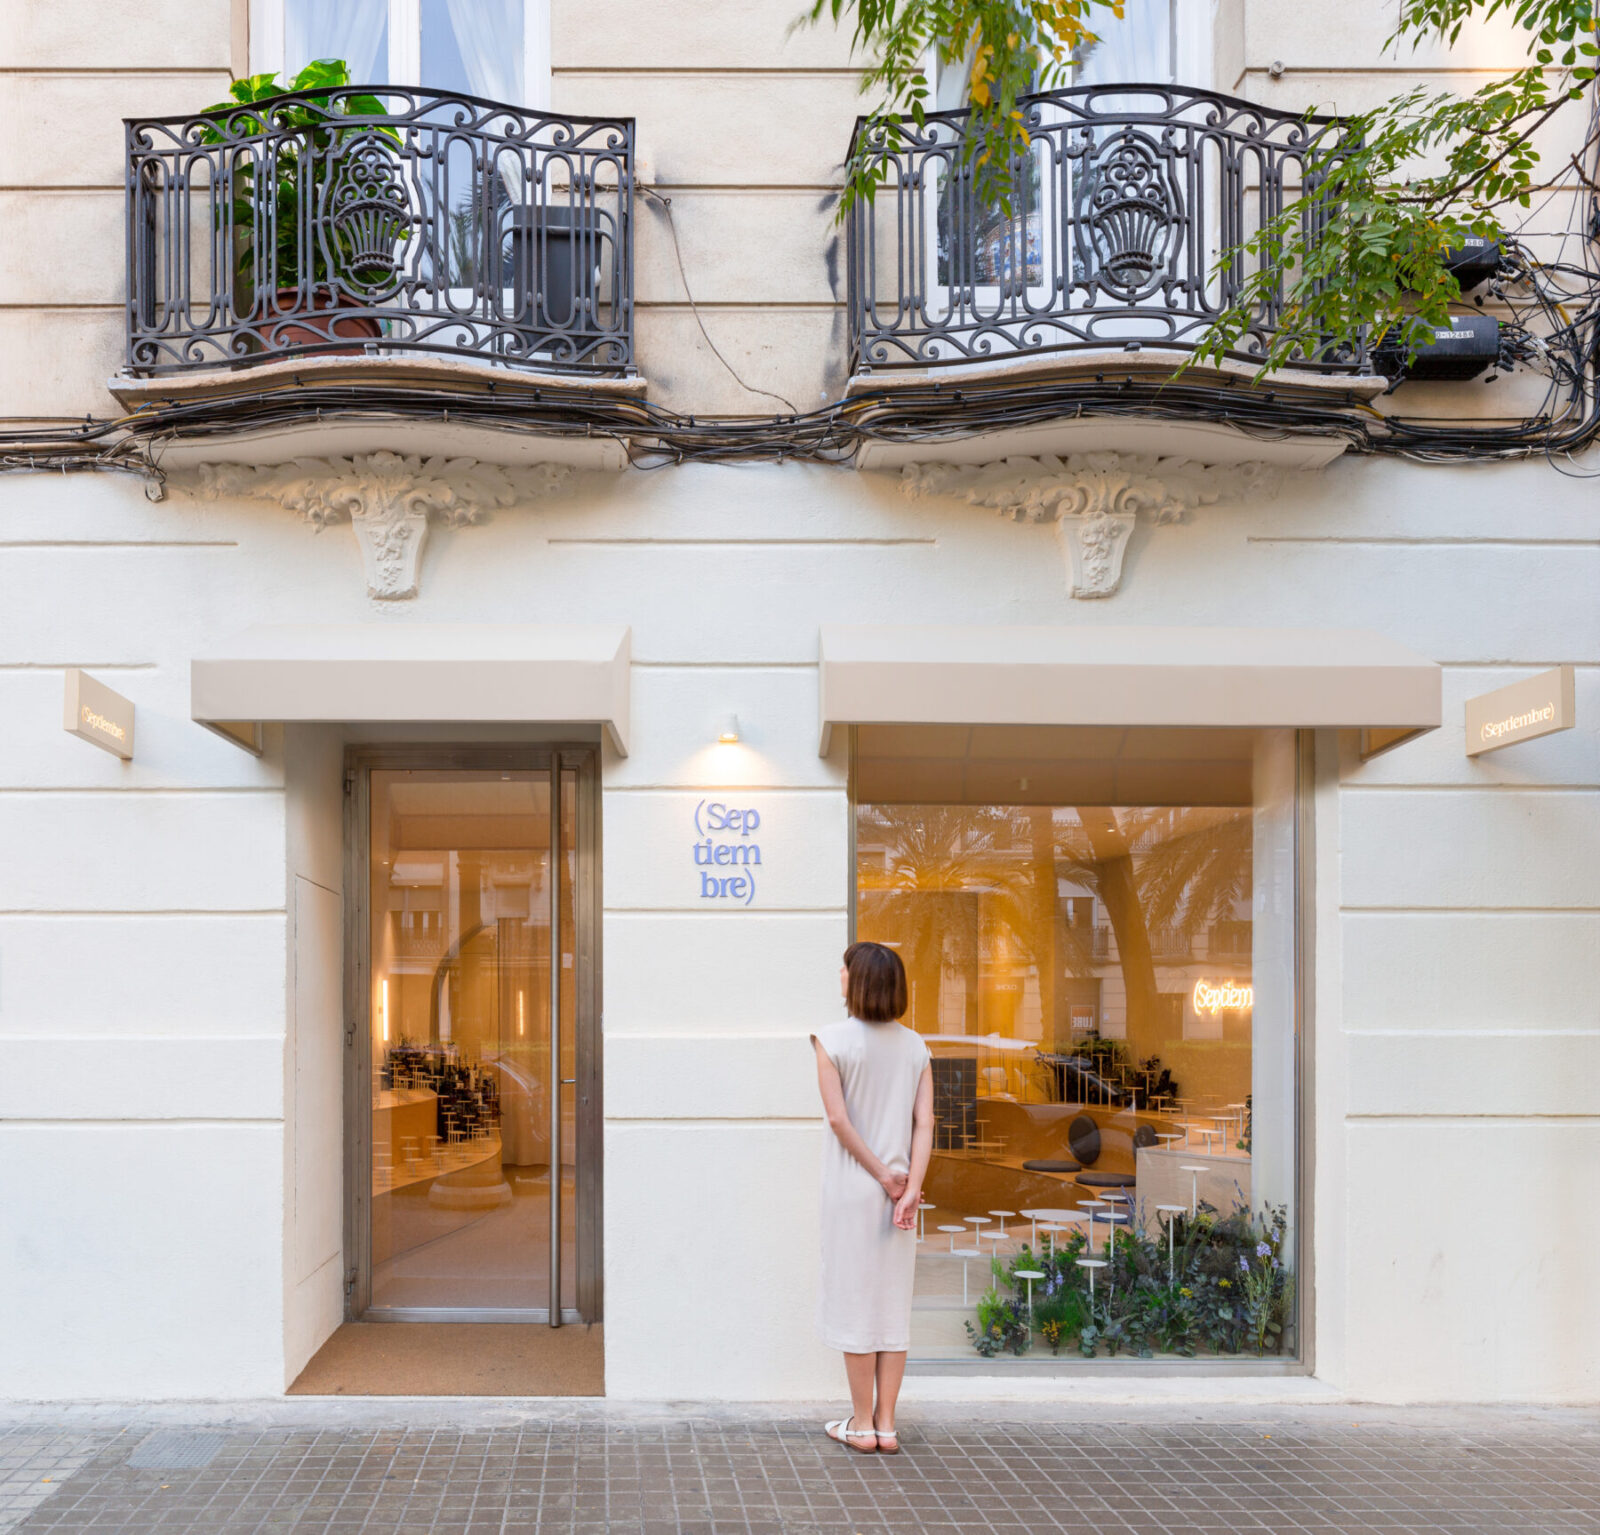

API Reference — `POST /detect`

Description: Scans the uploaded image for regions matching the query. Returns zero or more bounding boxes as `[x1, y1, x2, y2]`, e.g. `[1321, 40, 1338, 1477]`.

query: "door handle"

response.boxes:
[561, 1078, 577, 1086]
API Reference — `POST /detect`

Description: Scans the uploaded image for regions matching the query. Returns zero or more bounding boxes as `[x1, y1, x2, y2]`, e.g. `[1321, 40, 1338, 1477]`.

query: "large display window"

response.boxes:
[852, 725, 1302, 1363]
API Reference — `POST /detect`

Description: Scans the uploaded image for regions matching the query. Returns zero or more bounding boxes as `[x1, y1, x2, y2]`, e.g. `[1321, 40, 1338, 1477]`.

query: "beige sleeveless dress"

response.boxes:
[811, 1016, 931, 1353]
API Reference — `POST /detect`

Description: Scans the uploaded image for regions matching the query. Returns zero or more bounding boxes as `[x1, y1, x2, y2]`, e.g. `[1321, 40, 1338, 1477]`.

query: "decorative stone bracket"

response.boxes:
[895, 451, 1281, 598]
[195, 451, 573, 599]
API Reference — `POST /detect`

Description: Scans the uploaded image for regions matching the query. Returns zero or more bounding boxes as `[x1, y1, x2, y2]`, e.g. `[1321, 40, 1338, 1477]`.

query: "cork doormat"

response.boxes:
[288, 1323, 604, 1396]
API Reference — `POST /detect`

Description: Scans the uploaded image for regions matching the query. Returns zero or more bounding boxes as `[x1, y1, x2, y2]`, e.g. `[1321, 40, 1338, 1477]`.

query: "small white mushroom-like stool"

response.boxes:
[1181, 1164, 1210, 1215]
[952, 1246, 984, 1305]
[937, 1224, 967, 1254]
[916, 1199, 935, 1242]
[1076, 1256, 1107, 1302]
[1077, 1200, 1108, 1257]
[1023, 1208, 1079, 1250]
[1099, 1208, 1129, 1262]
[1155, 1203, 1188, 1282]
[987, 1209, 1018, 1238]
[1013, 1268, 1046, 1316]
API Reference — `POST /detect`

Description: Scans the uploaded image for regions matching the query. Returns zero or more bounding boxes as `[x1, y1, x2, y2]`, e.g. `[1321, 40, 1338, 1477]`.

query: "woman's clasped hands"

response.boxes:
[878, 1168, 920, 1231]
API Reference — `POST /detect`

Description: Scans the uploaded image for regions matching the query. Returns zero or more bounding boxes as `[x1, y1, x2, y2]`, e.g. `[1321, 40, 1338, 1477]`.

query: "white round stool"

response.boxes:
[1155, 1203, 1188, 1281]
[1013, 1269, 1046, 1315]
[953, 1246, 983, 1305]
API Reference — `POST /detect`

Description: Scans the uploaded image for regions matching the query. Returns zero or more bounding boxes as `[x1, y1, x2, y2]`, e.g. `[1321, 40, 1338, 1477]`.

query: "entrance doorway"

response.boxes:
[345, 748, 601, 1325]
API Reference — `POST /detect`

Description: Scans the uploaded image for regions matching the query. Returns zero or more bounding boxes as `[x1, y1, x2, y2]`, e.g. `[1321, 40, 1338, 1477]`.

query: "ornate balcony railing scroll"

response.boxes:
[846, 83, 1361, 373]
[126, 87, 633, 375]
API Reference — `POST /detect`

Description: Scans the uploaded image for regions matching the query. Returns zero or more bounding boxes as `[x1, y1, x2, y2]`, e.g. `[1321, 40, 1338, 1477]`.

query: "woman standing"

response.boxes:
[811, 941, 934, 1454]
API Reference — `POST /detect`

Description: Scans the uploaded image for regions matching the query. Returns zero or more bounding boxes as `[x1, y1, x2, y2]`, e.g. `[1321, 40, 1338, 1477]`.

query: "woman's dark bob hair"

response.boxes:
[844, 941, 908, 1024]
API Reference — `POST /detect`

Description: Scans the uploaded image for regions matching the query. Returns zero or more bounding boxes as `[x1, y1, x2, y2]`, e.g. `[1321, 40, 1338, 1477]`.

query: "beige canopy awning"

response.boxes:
[192, 623, 631, 755]
[818, 624, 1440, 756]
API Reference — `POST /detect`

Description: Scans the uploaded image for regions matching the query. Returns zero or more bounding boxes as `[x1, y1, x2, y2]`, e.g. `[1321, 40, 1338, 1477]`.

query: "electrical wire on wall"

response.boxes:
[1366, 93, 1600, 467]
[1, 106, 1597, 483]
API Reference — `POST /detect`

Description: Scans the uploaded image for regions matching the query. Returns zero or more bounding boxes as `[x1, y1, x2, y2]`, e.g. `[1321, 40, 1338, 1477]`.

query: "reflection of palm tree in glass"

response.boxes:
[1126, 807, 1251, 949]
[935, 153, 1043, 290]
[1054, 806, 1251, 1057]
[444, 172, 512, 292]
[857, 805, 1015, 1033]
[858, 800, 1252, 1070]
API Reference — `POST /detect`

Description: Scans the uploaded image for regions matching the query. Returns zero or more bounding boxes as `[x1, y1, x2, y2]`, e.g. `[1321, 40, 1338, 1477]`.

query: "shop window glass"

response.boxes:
[853, 725, 1299, 1363]
[367, 768, 576, 1315]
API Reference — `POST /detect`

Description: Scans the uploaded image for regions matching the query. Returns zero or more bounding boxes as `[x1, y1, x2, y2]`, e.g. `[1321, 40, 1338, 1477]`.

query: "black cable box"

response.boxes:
[1442, 236, 1503, 291]
[1377, 314, 1501, 381]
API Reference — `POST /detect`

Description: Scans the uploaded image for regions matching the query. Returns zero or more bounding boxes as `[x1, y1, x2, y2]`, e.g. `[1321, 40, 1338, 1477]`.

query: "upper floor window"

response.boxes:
[251, 0, 550, 107]
[1073, 0, 1211, 89]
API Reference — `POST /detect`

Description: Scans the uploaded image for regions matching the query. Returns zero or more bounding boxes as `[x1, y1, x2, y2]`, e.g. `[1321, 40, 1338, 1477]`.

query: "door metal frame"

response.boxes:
[343, 743, 603, 1325]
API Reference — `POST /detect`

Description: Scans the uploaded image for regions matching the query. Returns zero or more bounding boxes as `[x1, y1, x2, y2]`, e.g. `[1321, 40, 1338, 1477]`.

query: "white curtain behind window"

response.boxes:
[1075, 0, 1174, 86]
[444, 0, 527, 200]
[285, 0, 389, 82]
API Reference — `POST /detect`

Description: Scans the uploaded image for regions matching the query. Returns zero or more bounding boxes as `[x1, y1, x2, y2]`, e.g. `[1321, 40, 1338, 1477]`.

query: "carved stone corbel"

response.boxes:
[194, 451, 573, 599]
[895, 452, 1281, 598]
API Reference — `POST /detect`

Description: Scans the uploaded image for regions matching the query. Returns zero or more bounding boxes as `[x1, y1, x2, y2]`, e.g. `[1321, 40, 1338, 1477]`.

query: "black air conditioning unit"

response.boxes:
[1376, 314, 1501, 381]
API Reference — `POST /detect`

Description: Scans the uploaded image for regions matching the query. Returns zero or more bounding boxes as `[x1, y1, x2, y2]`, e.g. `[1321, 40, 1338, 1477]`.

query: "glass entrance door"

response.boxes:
[351, 752, 597, 1323]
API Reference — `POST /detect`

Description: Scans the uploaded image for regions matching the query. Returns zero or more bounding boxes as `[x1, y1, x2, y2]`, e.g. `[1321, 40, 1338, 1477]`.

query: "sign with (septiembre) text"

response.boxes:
[63, 669, 134, 760]
[1464, 666, 1574, 756]
[693, 799, 762, 905]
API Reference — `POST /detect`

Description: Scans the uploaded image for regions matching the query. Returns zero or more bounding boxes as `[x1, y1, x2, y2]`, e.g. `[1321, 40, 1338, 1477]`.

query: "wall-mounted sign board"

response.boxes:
[63, 669, 134, 759]
[1464, 666, 1574, 756]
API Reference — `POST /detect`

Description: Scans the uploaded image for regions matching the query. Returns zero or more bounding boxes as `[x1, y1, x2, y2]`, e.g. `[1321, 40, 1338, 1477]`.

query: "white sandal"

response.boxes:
[824, 1415, 878, 1454]
[874, 1426, 900, 1455]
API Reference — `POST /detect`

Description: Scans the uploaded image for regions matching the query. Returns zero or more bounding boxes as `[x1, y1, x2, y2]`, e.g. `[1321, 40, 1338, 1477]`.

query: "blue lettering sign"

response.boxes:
[693, 799, 762, 906]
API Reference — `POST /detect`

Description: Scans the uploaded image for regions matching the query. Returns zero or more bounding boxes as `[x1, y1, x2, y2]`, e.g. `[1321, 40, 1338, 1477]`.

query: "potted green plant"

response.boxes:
[200, 59, 407, 351]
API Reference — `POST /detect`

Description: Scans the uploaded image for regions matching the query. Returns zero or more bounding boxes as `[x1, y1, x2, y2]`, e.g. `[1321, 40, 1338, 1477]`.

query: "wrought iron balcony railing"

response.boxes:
[126, 87, 633, 376]
[846, 84, 1360, 373]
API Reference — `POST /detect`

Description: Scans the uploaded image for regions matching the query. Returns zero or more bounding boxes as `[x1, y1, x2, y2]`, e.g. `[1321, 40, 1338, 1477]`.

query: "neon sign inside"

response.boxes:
[1192, 979, 1253, 1015]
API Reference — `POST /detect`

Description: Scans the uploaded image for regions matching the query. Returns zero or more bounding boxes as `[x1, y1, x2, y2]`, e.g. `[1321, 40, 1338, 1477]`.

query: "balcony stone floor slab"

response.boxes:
[0, 1403, 1595, 1533]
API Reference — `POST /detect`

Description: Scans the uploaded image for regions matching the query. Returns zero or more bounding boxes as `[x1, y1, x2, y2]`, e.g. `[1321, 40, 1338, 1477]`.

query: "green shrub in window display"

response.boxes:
[966, 1286, 1031, 1356]
[1033, 1291, 1086, 1354]
[971, 1202, 1294, 1361]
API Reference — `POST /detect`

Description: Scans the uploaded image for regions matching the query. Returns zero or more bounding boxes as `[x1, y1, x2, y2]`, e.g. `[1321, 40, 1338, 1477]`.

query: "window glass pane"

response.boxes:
[425, 0, 525, 102]
[284, 0, 389, 81]
[853, 725, 1298, 1363]
[420, 0, 476, 97]
[1075, 0, 1174, 85]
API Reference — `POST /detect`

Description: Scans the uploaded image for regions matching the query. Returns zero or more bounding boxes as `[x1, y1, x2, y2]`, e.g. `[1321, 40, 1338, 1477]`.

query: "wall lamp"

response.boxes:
[717, 713, 741, 744]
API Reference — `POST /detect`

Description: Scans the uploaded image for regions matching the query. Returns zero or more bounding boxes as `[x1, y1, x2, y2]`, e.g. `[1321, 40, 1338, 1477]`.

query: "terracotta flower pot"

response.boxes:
[264, 284, 383, 353]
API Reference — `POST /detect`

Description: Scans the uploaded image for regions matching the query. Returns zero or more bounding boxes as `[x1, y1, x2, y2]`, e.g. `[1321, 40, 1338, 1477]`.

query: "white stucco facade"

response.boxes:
[1, 0, 1597, 1405]
[3, 449, 1596, 1402]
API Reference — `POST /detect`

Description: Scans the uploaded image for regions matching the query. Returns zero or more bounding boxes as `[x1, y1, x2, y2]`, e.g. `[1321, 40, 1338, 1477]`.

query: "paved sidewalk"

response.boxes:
[0, 1402, 1596, 1534]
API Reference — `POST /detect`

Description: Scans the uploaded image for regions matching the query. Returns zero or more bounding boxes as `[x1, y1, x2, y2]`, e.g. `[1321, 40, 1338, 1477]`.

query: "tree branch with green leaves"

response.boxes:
[807, 0, 1598, 373]
[1192, 0, 1598, 372]
[801, 1, 1124, 211]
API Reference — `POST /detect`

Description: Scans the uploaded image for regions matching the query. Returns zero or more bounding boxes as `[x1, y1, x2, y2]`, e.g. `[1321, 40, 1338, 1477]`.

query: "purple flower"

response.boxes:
[1255, 1242, 1272, 1259]
[1239, 1255, 1250, 1274]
